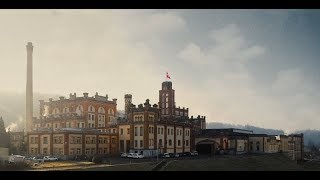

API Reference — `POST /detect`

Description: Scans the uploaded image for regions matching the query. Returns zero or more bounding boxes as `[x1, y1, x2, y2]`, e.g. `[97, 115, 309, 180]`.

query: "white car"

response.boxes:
[127, 153, 134, 158]
[191, 151, 198, 156]
[162, 153, 170, 158]
[43, 156, 58, 161]
[132, 153, 144, 159]
[120, 153, 128, 158]
[8, 155, 25, 164]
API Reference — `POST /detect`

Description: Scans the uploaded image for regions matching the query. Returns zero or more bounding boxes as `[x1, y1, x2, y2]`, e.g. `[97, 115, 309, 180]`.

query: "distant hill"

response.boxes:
[294, 129, 320, 147]
[206, 122, 285, 135]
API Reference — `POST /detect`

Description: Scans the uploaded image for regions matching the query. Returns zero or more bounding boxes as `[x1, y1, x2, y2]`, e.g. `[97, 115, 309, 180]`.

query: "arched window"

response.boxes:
[63, 107, 69, 113]
[76, 105, 83, 115]
[43, 105, 49, 116]
[88, 105, 95, 112]
[98, 107, 105, 114]
[52, 108, 60, 114]
[108, 108, 114, 115]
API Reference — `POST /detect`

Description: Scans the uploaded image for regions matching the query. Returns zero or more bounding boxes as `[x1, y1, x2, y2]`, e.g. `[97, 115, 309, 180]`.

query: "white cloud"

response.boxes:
[177, 23, 320, 132]
[178, 24, 266, 68]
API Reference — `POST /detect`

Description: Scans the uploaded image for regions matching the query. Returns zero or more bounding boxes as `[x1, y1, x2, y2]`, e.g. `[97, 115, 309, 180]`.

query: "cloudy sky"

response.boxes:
[0, 9, 319, 133]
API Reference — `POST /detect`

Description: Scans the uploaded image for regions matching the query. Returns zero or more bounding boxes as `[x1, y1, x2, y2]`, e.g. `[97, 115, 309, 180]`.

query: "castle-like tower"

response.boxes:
[26, 42, 33, 132]
[124, 94, 132, 117]
[159, 81, 175, 119]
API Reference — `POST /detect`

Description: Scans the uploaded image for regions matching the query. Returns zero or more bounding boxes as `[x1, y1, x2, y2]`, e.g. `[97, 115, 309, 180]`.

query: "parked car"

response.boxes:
[169, 153, 176, 158]
[132, 153, 144, 159]
[43, 156, 58, 161]
[174, 153, 180, 158]
[127, 153, 134, 158]
[191, 151, 198, 156]
[162, 153, 170, 158]
[8, 155, 25, 164]
[120, 153, 128, 158]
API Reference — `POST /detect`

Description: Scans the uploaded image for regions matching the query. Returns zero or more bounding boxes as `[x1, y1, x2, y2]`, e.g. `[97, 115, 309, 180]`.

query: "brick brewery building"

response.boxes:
[118, 81, 206, 157]
[27, 93, 119, 158]
[27, 80, 206, 159]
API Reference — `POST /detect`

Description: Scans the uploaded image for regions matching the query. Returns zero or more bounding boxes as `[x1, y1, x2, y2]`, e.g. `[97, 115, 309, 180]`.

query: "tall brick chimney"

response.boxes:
[26, 42, 33, 132]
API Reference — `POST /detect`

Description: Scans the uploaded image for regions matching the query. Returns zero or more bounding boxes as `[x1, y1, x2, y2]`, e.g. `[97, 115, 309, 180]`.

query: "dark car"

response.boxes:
[169, 153, 175, 158]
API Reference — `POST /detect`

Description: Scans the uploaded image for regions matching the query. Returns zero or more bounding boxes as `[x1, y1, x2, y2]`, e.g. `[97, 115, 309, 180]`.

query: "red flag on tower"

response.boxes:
[166, 72, 171, 80]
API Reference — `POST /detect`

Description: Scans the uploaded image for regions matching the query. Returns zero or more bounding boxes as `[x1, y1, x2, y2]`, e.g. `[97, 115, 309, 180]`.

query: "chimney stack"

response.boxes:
[26, 42, 33, 132]
[83, 93, 88, 98]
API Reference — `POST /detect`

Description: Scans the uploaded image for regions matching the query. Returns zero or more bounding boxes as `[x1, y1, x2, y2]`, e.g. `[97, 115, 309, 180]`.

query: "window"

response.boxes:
[91, 148, 95, 154]
[171, 129, 173, 135]
[30, 137, 35, 144]
[111, 138, 115, 144]
[158, 127, 160, 134]
[86, 137, 90, 144]
[186, 140, 189, 146]
[169, 139, 172, 146]
[178, 140, 181, 146]
[71, 136, 75, 144]
[43, 148, 48, 154]
[89, 105, 95, 112]
[43, 137, 48, 144]
[140, 127, 143, 136]
[85, 148, 90, 155]
[180, 129, 182, 135]
[35, 137, 38, 144]
[256, 142, 260, 151]
[98, 107, 105, 114]
[99, 137, 102, 143]
[77, 148, 81, 155]
[149, 127, 151, 133]
[120, 128, 123, 135]
[140, 140, 143, 148]
[167, 129, 170, 135]
[76, 137, 81, 144]
[91, 137, 96, 144]
[159, 139, 163, 146]
[113, 129, 116, 133]
[135, 127, 138, 136]
[161, 128, 163, 135]
[149, 139, 153, 146]
[103, 138, 107, 144]
[127, 128, 130, 134]
[134, 140, 138, 147]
